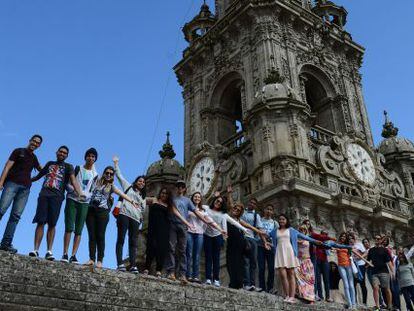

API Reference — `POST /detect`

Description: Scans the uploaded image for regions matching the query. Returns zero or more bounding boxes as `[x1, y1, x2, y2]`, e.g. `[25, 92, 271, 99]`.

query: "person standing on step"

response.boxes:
[166, 180, 212, 284]
[144, 187, 193, 277]
[202, 187, 247, 287]
[113, 156, 151, 274]
[0, 135, 43, 253]
[269, 214, 322, 304]
[368, 234, 394, 311]
[29, 146, 84, 261]
[349, 234, 368, 307]
[186, 191, 225, 284]
[397, 248, 414, 311]
[84, 166, 138, 268]
[257, 204, 278, 293]
[61, 148, 98, 264]
[240, 197, 263, 291]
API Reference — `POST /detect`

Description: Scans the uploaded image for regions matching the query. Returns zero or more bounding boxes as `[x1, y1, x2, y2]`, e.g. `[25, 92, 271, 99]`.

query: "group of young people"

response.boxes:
[0, 135, 413, 311]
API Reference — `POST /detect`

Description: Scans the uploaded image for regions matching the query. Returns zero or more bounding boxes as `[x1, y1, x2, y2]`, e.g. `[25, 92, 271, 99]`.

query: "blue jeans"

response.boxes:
[257, 246, 275, 292]
[204, 234, 223, 281]
[243, 237, 258, 286]
[316, 259, 330, 299]
[186, 233, 203, 279]
[0, 182, 30, 246]
[338, 265, 356, 308]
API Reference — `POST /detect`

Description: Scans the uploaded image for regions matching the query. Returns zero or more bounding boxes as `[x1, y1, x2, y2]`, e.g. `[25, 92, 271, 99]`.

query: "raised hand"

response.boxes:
[214, 191, 221, 198]
[112, 155, 119, 164]
[227, 184, 233, 193]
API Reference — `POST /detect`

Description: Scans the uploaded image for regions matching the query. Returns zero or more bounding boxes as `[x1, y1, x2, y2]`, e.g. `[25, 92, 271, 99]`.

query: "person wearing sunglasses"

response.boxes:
[84, 166, 138, 268]
[368, 235, 394, 311]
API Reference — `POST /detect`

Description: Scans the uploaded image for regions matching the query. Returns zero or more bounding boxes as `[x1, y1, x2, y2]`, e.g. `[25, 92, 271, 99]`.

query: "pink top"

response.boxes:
[187, 206, 213, 234]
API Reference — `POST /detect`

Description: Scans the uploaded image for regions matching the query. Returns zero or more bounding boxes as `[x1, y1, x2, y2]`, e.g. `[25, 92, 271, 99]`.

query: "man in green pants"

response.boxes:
[61, 148, 98, 263]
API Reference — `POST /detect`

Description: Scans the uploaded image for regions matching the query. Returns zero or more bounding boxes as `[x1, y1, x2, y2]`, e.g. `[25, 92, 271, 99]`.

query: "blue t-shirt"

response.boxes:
[171, 195, 195, 225]
[241, 209, 263, 239]
[258, 218, 279, 248]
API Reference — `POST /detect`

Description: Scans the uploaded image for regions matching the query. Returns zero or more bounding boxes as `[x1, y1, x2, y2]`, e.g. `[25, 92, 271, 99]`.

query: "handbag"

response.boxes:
[112, 201, 121, 218]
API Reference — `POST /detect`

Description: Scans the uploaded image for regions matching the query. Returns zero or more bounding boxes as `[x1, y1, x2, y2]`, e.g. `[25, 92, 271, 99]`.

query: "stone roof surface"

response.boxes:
[0, 251, 370, 311]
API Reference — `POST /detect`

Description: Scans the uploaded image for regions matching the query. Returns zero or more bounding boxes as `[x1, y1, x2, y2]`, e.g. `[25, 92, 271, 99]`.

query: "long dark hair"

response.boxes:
[210, 195, 227, 213]
[157, 187, 174, 213]
[277, 214, 291, 228]
[339, 232, 350, 245]
[132, 175, 147, 199]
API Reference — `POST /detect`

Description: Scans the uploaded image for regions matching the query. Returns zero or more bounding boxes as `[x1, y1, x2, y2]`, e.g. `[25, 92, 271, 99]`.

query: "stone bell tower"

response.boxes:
[175, 0, 413, 242]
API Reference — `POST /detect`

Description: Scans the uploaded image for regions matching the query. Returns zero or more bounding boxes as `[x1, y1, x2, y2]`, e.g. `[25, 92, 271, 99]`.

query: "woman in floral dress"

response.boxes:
[295, 224, 316, 303]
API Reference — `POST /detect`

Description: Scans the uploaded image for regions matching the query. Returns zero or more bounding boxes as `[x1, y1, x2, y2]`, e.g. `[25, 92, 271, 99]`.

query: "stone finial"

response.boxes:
[159, 132, 176, 159]
[381, 110, 399, 139]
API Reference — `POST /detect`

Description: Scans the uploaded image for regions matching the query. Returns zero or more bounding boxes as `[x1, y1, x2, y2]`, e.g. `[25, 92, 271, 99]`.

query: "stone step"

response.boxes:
[0, 251, 368, 311]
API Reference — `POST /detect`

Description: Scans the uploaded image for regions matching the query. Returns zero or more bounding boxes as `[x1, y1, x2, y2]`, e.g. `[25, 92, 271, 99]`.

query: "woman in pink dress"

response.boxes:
[295, 224, 315, 303]
[270, 214, 321, 304]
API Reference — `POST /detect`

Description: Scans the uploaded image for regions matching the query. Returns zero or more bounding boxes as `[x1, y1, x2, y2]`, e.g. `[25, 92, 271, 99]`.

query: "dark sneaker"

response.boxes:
[0, 244, 17, 254]
[61, 254, 69, 263]
[69, 255, 79, 264]
[130, 266, 139, 274]
[117, 264, 127, 272]
[29, 250, 39, 257]
[45, 251, 55, 261]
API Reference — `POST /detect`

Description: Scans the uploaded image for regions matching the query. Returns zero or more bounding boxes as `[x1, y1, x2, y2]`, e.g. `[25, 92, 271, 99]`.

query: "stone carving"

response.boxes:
[271, 158, 299, 182]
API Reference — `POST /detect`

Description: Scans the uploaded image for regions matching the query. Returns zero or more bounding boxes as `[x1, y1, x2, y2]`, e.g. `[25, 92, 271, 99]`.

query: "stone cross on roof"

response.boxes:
[159, 131, 176, 159]
[381, 110, 399, 138]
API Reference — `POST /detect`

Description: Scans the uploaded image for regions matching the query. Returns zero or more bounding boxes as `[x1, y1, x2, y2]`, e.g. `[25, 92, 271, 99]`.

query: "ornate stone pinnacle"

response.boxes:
[159, 131, 176, 159]
[381, 110, 399, 138]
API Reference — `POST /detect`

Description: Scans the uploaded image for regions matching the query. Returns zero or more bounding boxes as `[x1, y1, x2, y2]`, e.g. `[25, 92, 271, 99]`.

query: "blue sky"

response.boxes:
[0, 0, 413, 267]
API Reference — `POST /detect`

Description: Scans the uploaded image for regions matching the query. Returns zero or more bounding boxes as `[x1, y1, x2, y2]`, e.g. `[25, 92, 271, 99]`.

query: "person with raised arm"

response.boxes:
[84, 166, 138, 268]
[144, 187, 193, 277]
[269, 214, 322, 304]
[61, 148, 99, 264]
[30, 146, 84, 261]
[112, 156, 153, 274]
[397, 248, 414, 311]
[0, 134, 42, 253]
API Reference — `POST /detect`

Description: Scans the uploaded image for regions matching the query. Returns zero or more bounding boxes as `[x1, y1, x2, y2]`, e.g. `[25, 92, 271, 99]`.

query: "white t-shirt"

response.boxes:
[353, 242, 366, 266]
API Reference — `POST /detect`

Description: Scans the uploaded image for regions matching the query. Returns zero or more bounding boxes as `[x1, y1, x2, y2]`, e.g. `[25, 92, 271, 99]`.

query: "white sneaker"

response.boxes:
[213, 280, 220, 287]
[243, 285, 254, 291]
[205, 279, 212, 285]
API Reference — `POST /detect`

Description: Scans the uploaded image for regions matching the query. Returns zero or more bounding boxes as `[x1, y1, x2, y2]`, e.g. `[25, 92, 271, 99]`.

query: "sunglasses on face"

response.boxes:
[105, 172, 114, 176]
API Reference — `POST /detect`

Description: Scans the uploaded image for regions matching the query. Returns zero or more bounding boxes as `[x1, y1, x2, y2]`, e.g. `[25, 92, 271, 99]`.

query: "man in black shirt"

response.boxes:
[367, 235, 394, 311]
[0, 135, 43, 253]
[29, 146, 84, 261]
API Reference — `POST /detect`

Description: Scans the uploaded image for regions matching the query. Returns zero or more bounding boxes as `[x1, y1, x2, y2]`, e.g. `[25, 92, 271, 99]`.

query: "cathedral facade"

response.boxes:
[168, 0, 414, 244]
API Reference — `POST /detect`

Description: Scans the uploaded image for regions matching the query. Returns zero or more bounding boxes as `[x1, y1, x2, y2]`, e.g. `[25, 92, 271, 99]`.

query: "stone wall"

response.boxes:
[0, 252, 364, 311]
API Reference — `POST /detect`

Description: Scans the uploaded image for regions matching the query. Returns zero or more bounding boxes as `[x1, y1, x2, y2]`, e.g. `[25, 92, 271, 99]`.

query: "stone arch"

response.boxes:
[299, 64, 337, 132]
[209, 71, 246, 144]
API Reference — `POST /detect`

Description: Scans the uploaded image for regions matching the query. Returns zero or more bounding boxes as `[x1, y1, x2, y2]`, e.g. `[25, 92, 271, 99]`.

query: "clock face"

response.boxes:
[189, 157, 215, 196]
[346, 143, 376, 186]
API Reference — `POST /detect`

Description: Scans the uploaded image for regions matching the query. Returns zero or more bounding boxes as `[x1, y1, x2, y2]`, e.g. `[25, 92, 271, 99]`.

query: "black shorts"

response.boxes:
[32, 194, 64, 227]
